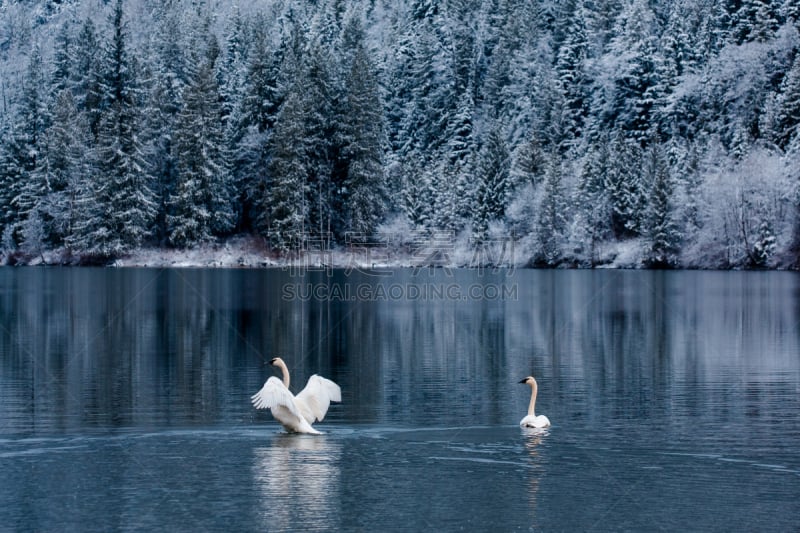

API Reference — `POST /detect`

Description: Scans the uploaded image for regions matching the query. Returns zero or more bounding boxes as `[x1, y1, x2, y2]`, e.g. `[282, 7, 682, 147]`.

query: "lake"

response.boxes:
[1, 267, 799, 531]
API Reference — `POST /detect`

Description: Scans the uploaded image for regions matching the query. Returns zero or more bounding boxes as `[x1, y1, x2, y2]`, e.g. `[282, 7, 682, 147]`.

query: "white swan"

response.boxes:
[251, 357, 341, 434]
[519, 376, 551, 428]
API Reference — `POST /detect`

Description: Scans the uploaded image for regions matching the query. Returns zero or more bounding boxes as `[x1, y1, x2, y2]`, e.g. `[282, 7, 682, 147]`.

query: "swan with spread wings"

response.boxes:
[251, 357, 341, 434]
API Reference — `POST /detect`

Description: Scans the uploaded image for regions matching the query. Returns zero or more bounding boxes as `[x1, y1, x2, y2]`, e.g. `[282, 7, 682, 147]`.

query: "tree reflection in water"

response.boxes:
[522, 428, 547, 526]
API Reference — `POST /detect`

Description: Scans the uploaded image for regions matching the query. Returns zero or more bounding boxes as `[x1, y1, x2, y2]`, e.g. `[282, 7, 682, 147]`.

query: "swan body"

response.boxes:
[251, 357, 341, 434]
[519, 376, 551, 428]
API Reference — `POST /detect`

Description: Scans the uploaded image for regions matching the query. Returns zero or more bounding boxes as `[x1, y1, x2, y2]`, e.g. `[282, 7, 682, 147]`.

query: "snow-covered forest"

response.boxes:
[1, 0, 799, 268]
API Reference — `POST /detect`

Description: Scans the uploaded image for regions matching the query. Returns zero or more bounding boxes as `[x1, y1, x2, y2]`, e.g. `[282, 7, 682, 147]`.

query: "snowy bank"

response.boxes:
[2, 234, 797, 270]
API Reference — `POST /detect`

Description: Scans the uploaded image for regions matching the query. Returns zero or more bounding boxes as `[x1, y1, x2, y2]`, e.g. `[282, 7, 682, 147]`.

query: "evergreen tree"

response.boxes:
[644, 145, 681, 266]
[38, 90, 93, 247]
[5, 47, 50, 247]
[731, 0, 781, 44]
[217, 8, 251, 233]
[51, 21, 73, 99]
[512, 133, 547, 190]
[302, 41, 338, 238]
[391, 11, 452, 165]
[605, 136, 646, 239]
[676, 142, 704, 240]
[574, 135, 613, 264]
[775, 55, 800, 149]
[2, 0, 800, 268]
[603, 0, 664, 141]
[265, 90, 308, 252]
[0, 130, 26, 244]
[537, 155, 568, 265]
[167, 35, 234, 248]
[218, 6, 249, 129]
[554, 1, 590, 146]
[237, 15, 295, 234]
[431, 161, 465, 232]
[402, 158, 435, 229]
[479, 0, 540, 145]
[241, 16, 282, 135]
[472, 127, 510, 243]
[339, 19, 386, 237]
[142, 6, 188, 245]
[72, 17, 104, 139]
[412, 0, 440, 20]
[751, 219, 777, 266]
[445, 89, 475, 166]
[85, 0, 156, 255]
[784, 0, 800, 28]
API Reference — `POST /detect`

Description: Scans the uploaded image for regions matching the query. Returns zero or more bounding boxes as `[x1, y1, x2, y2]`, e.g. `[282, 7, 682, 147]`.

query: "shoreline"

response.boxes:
[3, 237, 798, 272]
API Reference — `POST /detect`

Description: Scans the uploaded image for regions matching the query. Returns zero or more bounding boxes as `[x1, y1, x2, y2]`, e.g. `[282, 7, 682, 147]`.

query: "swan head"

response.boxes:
[269, 357, 283, 366]
[519, 376, 537, 386]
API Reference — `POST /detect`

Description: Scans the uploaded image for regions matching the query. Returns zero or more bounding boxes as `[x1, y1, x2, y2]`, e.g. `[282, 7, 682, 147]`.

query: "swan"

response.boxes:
[251, 357, 341, 435]
[519, 376, 551, 428]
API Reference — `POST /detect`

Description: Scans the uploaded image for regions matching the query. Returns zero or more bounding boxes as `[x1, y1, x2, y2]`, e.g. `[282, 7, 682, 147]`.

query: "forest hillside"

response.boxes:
[1, 0, 799, 268]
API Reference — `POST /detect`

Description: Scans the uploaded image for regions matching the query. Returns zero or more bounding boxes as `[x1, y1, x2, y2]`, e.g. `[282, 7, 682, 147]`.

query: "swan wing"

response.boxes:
[295, 374, 341, 423]
[251, 377, 303, 420]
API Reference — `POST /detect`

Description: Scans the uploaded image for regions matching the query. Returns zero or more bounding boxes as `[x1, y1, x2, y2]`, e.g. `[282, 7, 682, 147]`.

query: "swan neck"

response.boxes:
[276, 359, 290, 389]
[527, 379, 538, 417]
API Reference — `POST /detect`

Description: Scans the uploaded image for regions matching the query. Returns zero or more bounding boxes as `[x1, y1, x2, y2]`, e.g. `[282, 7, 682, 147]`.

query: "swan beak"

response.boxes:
[518, 378, 528, 384]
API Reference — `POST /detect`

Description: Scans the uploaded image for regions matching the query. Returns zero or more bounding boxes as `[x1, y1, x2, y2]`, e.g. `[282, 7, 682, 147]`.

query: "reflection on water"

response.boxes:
[521, 429, 546, 521]
[252, 434, 341, 531]
[1, 268, 799, 530]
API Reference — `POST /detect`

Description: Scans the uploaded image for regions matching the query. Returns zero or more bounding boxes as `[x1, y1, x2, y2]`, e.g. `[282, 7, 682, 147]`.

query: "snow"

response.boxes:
[597, 239, 645, 269]
[1, 1, 800, 271]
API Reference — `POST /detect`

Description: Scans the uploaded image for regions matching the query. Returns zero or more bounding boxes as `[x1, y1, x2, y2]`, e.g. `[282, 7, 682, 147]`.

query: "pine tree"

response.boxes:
[265, 90, 308, 253]
[512, 133, 547, 190]
[218, 6, 248, 126]
[141, 6, 188, 245]
[445, 89, 475, 167]
[86, 0, 156, 255]
[605, 136, 646, 239]
[479, 0, 541, 145]
[603, 0, 664, 141]
[677, 141, 704, 240]
[657, 2, 705, 137]
[339, 19, 386, 237]
[5, 47, 50, 247]
[167, 35, 234, 248]
[554, 1, 590, 146]
[72, 17, 104, 139]
[574, 135, 613, 264]
[784, 0, 800, 29]
[402, 158, 435, 229]
[38, 90, 93, 247]
[0, 129, 26, 245]
[412, 0, 441, 21]
[644, 145, 681, 266]
[431, 161, 463, 232]
[237, 15, 296, 234]
[731, 0, 781, 44]
[537, 155, 568, 265]
[216, 9, 251, 233]
[241, 16, 282, 135]
[472, 127, 510, 243]
[51, 21, 73, 99]
[302, 42, 338, 238]
[751, 219, 777, 266]
[391, 12, 452, 165]
[775, 55, 800, 149]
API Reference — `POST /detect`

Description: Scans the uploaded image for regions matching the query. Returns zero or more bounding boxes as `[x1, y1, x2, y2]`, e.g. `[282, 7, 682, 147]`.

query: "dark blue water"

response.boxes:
[1, 268, 799, 531]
